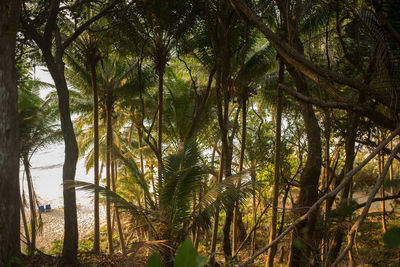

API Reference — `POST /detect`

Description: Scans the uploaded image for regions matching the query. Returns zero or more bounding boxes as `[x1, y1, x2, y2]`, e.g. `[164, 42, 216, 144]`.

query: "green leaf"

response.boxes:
[174, 238, 206, 267]
[146, 253, 162, 267]
[383, 227, 400, 248]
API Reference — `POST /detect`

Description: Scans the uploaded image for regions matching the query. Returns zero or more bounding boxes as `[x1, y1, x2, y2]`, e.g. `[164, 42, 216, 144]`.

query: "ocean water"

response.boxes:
[20, 142, 95, 209]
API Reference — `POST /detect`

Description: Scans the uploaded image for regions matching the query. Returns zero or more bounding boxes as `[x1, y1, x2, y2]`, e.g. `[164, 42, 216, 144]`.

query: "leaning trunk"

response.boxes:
[23, 155, 37, 255]
[20, 194, 31, 248]
[0, 1, 21, 264]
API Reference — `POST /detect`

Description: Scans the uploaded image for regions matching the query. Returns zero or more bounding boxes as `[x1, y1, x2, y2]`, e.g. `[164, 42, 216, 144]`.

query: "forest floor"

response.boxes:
[20, 191, 400, 266]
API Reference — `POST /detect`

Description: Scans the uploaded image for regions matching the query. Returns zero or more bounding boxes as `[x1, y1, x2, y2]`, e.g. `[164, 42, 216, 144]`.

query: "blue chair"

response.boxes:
[39, 206, 45, 212]
[45, 204, 51, 211]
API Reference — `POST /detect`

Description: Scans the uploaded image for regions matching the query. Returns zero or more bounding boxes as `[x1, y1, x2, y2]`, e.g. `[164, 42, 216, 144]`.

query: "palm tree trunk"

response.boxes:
[251, 169, 257, 256]
[90, 59, 101, 254]
[208, 143, 224, 265]
[23, 155, 37, 255]
[322, 111, 331, 265]
[138, 126, 145, 176]
[106, 86, 114, 254]
[233, 96, 247, 255]
[112, 161, 126, 253]
[266, 58, 284, 267]
[157, 66, 165, 187]
[378, 148, 387, 233]
[20, 194, 31, 250]
[390, 141, 394, 195]
[0, 1, 21, 264]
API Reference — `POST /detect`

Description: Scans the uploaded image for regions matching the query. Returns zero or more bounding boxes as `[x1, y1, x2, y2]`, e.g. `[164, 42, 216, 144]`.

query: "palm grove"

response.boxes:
[1, 0, 400, 266]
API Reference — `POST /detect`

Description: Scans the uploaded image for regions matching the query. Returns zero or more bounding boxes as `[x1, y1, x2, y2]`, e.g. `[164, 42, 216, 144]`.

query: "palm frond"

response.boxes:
[66, 180, 149, 219]
[159, 142, 204, 227]
[113, 145, 156, 209]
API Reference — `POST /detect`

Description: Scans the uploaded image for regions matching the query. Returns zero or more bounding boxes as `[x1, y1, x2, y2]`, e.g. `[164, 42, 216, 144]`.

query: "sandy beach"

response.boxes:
[21, 204, 106, 252]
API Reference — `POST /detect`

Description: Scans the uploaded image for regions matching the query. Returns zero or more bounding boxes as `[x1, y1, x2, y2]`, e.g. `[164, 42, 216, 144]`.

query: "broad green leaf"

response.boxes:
[174, 238, 207, 267]
[174, 238, 197, 267]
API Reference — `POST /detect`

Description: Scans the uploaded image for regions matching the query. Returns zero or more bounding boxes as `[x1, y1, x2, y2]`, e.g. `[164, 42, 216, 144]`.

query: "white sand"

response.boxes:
[22, 204, 106, 251]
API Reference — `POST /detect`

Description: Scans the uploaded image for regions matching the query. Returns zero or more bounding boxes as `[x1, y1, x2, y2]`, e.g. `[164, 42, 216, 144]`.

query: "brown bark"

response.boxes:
[23, 156, 37, 255]
[20, 194, 31, 248]
[42, 49, 79, 264]
[0, 1, 21, 264]
[106, 85, 113, 254]
[251, 169, 257, 256]
[89, 58, 100, 253]
[267, 58, 284, 267]
[232, 97, 247, 254]
[112, 161, 126, 253]
[157, 65, 165, 186]
[208, 142, 224, 266]
[378, 148, 387, 233]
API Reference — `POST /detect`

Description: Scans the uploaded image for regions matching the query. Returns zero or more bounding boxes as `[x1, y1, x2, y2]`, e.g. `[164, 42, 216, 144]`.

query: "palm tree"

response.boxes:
[18, 79, 60, 255]
[71, 140, 252, 266]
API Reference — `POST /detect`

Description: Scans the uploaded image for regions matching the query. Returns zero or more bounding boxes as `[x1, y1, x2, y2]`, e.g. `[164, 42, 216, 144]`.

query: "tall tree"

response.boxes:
[21, 1, 117, 263]
[0, 0, 21, 265]
[266, 58, 284, 267]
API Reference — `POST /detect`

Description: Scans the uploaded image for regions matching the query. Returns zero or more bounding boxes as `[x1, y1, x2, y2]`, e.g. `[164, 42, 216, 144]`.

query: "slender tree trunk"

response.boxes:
[251, 169, 257, 256]
[20, 194, 31, 251]
[0, 1, 21, 264]
[194, 186, 202, 252]
[23, 155, 37, 255]
[138, 126, 145, 176]
[208, 142, 224, 266]
[221, 106, 234, 263]
[112, 161, 126, 253]
[90, 59, 101, 253]
[390, 141, 394, 195]
[267, 58, 284, 267]
[378, 147, 387, 233]
[322, 111, 331, 265]
[233, 97, 247, 254]
[20, 196, 30, 244]
[106, 86, 114, 254]
[157, 66, 165, 186]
